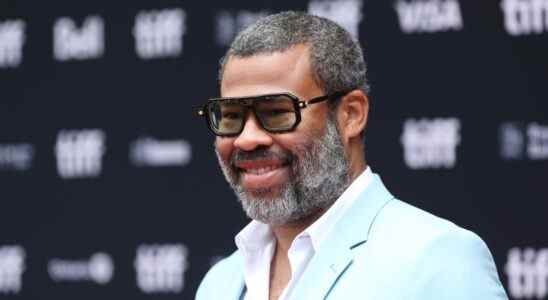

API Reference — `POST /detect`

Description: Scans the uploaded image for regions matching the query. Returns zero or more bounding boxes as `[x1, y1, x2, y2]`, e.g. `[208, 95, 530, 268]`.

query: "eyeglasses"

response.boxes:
[197, 91, 347, 137]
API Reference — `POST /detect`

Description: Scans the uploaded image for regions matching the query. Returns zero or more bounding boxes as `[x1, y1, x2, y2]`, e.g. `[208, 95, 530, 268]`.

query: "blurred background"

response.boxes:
[1, 0, 547, 299]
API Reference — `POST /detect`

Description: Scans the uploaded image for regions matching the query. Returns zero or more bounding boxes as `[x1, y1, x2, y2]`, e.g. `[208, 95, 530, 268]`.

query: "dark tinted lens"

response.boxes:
[208, 101, 245, 135]
[255, 95, 297, 131]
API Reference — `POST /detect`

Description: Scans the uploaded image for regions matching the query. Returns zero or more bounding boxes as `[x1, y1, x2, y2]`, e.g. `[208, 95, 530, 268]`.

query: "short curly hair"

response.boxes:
[218, 11, 370, 100]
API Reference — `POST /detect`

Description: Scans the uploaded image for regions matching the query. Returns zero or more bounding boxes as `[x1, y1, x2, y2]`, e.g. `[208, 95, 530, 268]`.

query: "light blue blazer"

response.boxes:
[196, 175, 508, 300]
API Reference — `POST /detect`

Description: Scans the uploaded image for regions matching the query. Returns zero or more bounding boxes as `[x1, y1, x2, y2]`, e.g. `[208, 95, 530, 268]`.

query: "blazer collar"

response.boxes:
[334, 174, 395, 247]
[233, 174, 395, 300]
[225, 253, 246, 300]
[287, 174, 394, 300]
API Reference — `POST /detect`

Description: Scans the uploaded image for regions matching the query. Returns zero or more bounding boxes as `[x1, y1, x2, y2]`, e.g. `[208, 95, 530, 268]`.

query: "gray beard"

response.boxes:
[216, 116, 350, 226]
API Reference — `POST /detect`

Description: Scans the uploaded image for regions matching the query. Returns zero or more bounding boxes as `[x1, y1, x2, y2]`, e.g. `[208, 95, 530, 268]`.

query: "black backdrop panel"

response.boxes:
[1, 0, 547, 299]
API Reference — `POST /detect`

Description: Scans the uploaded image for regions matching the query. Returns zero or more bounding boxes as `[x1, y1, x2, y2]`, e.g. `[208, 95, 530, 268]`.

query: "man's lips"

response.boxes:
[234, 160, 290, 190]
[235, 159, 284, 171]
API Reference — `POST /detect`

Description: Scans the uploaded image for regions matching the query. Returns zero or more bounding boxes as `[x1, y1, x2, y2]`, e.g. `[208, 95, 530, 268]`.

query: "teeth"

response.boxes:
[244, 166, 278, 175]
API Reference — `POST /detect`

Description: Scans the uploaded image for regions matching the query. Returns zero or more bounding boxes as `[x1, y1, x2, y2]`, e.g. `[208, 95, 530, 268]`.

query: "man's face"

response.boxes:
[215, 45, 350, 225]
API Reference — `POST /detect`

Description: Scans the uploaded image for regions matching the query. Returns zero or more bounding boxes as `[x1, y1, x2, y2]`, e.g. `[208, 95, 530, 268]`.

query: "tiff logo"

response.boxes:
[0, 246, 25, 294]
[133, 8, 187, 59]
[499, 122, 548, 161]
[215, 10, 270, 47]
[53, 15, 104, 61]
[48, 252, 114, 285]
[308, 0, 363, 39]
[400, 118, 461, 169]
[130, 137, 192, 167]
[394, 0, 463, 34]
[55, 129, 106, 179]
[505, 247, 548, 299]
[0, 19, 25, 68]
[134, 244, 189, 293]
[0, 144, 34, 171]
[501, 0, 548, 36]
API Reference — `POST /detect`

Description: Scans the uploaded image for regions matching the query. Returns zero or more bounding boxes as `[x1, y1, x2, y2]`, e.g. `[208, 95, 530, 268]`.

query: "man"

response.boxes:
[196, 11, 507, 300]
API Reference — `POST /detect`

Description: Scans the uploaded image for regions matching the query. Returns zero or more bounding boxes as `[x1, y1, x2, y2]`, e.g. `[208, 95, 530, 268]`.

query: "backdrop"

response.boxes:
[1, 0, 547, 299]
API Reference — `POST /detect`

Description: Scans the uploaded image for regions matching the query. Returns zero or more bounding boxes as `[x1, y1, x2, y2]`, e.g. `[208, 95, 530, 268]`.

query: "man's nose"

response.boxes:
[233, 113, 273, 151]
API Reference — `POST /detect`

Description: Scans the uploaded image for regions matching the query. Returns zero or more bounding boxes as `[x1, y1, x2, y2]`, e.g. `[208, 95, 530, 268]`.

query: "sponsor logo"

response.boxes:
[55, 129, 106, 179]
[308, 0, 363, 39]
[0, 144, 34, 171]
[499, 122, 526, 160]
[53, 15, 104, 61]
[134, 244, 189, 293]
[500, 122, 548, 161]
[215, 10, 270, 47]
[505, 247, 548, 299]
[394, 0, 463, 34]
[528, 123, 548, 160]
[48, 252, 114, 285]
[133, 8, 187, 59]
[501, 0, 548, 36]
[0, 245, 25, 294]
[130, 137, 191, 167]
[0, 19, 25, 68]
[400, 118, 461, 169]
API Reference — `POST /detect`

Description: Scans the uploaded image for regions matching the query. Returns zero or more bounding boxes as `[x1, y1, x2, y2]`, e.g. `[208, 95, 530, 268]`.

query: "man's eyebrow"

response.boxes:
[223, 98, 255, 105]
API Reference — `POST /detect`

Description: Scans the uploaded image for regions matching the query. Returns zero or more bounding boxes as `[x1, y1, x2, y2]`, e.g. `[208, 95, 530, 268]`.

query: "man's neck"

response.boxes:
[270, 163, 367, 252]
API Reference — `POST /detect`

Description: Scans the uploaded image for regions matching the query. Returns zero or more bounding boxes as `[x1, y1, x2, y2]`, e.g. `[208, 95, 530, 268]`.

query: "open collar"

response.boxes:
[287, 174, 395, 300]
[231, 174, 395, 300]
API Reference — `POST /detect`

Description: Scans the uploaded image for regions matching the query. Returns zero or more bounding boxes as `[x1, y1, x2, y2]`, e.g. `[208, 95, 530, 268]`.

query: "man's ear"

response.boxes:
[336, 89, 369, 144]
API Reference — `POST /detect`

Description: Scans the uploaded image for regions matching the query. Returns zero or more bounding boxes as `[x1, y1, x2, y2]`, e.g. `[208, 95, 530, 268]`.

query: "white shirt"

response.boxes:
[235, 167, 374, 300]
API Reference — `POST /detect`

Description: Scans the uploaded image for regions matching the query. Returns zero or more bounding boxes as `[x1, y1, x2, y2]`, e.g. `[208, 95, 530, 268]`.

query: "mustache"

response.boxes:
[230, 146, 292, 167]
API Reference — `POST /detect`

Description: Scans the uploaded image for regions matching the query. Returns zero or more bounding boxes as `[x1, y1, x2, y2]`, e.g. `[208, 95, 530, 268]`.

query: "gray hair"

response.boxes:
[218, 11, 370, 99]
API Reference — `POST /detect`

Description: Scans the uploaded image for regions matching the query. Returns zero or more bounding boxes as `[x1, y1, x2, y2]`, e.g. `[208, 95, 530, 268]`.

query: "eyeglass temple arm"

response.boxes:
[299, 92, 347, 108]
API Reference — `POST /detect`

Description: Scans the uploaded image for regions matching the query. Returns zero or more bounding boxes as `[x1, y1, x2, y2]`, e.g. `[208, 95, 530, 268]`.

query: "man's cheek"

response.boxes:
[220, 151, 233, 169]
[215, 139, 233, 158]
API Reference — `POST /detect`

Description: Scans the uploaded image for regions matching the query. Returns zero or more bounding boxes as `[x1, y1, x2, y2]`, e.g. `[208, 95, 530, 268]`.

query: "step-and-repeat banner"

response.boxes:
[1, 0, 547, 299]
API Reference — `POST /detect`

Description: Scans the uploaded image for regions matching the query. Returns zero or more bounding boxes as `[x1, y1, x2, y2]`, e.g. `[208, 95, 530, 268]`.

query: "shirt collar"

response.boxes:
[235, 167, 374, 253]
[235, 219, 273, 254]
[305, 166, 373, 250]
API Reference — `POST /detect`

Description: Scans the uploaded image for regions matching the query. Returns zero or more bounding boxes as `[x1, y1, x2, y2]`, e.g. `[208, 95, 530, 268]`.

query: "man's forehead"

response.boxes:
[220, 44, 318, 98]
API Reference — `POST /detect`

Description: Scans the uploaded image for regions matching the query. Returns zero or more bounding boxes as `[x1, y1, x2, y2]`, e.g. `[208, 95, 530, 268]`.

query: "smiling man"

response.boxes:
[196, 11, 507, 300]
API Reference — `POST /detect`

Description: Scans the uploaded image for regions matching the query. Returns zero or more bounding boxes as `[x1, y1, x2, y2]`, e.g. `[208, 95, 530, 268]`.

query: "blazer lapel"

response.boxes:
[233, 277, 246, 300]
[222, 253, 246, 300]
[288, 175, 394, 300]
[288, 229, 354, 299]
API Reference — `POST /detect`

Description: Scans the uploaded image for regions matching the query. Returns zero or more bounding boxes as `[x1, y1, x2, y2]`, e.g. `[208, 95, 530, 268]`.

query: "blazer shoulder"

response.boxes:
[371, 198, 472, 243]
[195, 250, 243, 300]
[414, 225, 508, 299]
[370, 198, 499, 258]
[367, 199, 508, 299]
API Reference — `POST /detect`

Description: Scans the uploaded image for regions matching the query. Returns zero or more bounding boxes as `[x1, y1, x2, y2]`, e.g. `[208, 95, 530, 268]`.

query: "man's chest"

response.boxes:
[268, 255, 292, 300]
